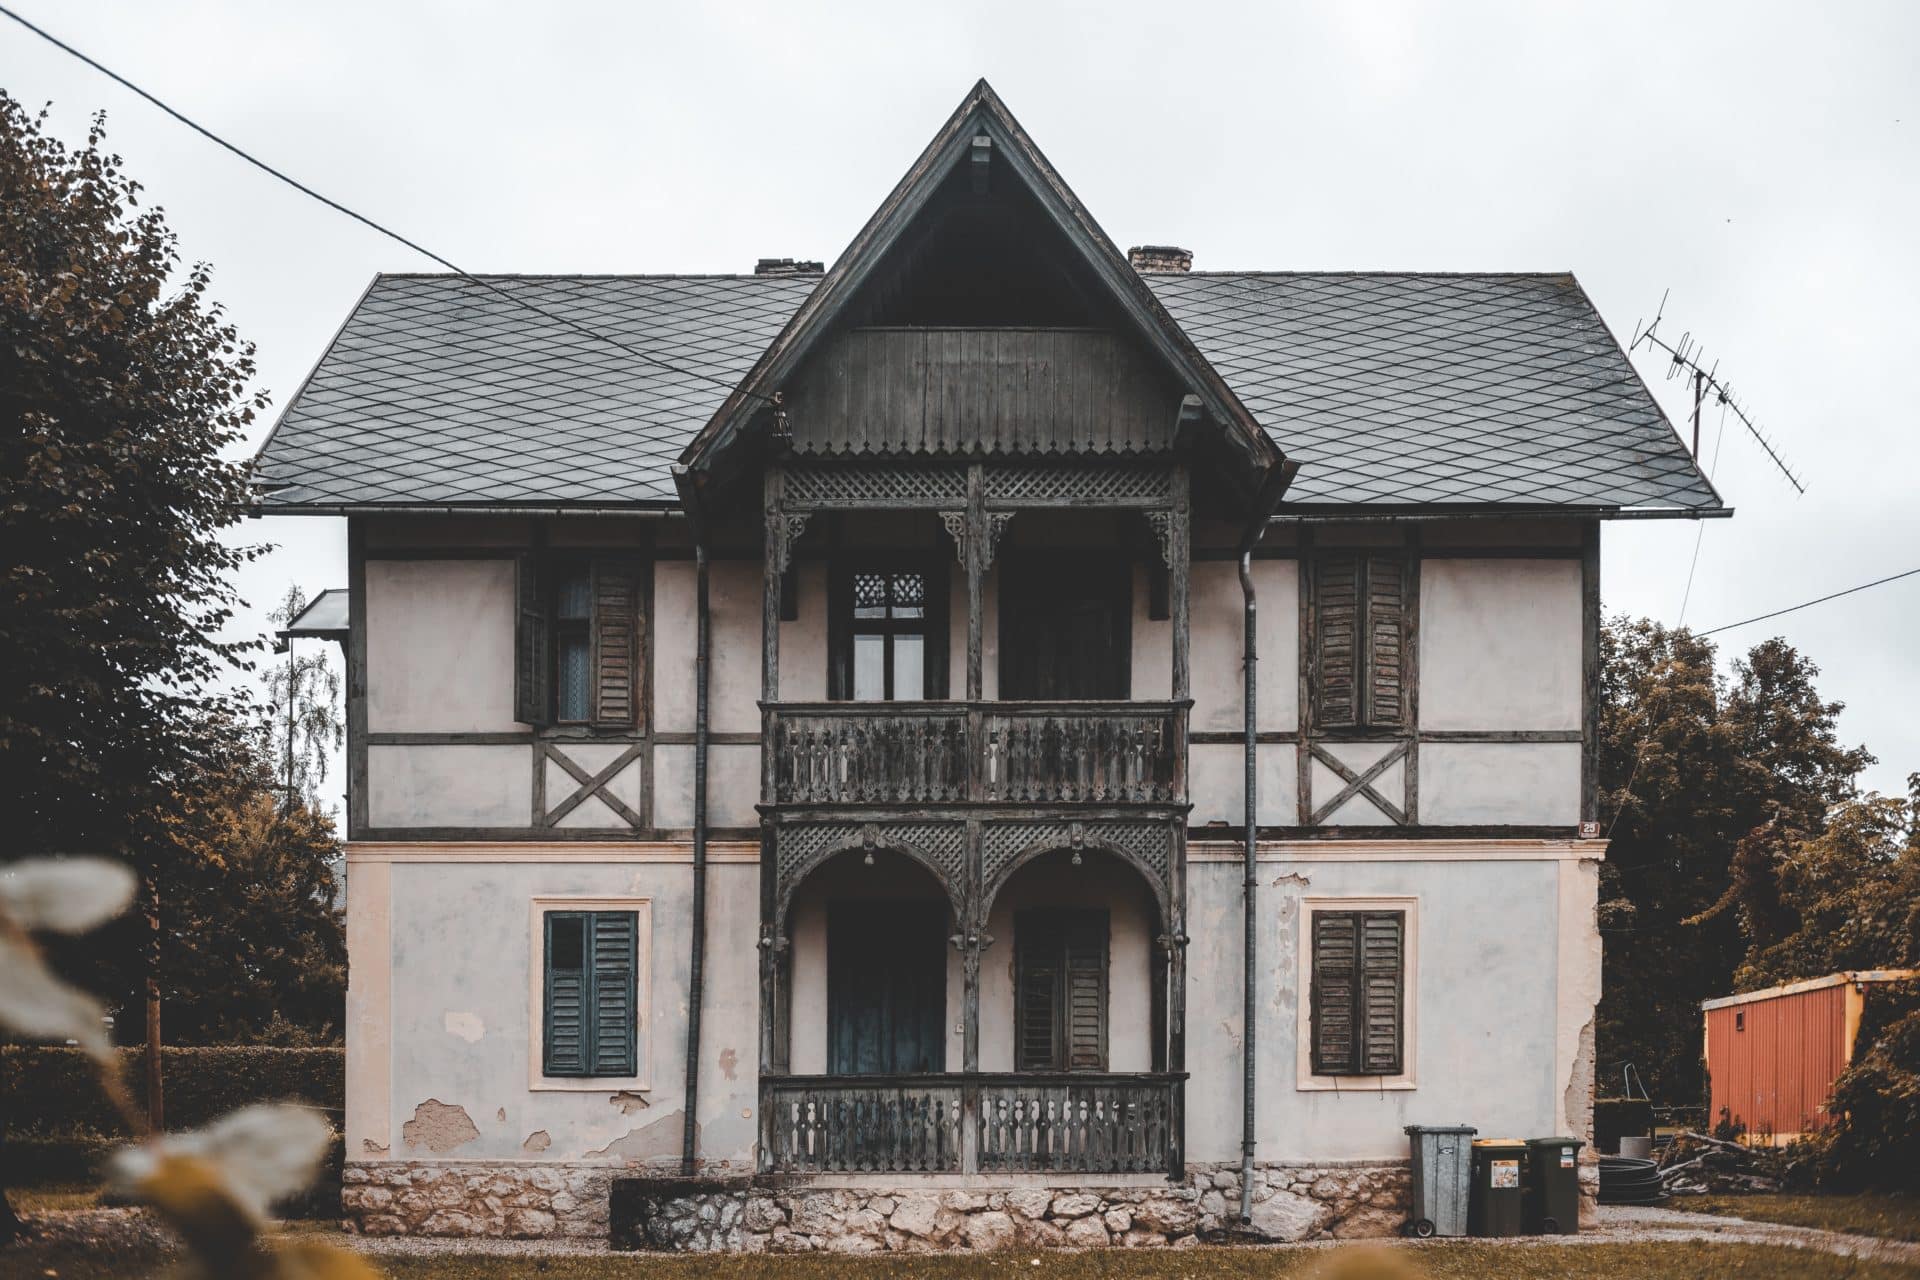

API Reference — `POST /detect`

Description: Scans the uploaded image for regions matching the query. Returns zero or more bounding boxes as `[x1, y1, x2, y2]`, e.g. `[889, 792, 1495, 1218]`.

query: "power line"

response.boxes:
[1698, 567, 1920, 637]
[0, 3, 771, 406]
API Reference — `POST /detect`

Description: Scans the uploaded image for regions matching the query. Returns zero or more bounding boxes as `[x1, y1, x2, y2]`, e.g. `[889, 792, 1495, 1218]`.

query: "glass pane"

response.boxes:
[558, 632, 592, 720]
[853, 634, 885, 701]
[548, 915, 585, 970]
[557, 569, 592, 620]
[892, 635, 924, 700]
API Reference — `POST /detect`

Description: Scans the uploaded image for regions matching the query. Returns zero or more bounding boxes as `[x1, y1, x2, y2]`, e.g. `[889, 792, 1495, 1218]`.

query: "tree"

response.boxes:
[263, 586, 344, 817]
[1593, 619, 1871, 1105]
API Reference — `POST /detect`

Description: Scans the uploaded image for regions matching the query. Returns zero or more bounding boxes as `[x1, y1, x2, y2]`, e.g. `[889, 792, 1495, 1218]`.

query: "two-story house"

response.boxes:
[261, 82, 1723, 1248]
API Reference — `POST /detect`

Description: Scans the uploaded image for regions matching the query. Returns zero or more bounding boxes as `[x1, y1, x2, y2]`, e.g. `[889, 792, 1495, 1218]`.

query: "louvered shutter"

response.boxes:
[1311, 911, 1359, 1074]
[589, 911, 639, 1077]
[590, 559, 642, 731]
[1365, 557, 1408, 729]
[1016, 930, 1060, 1072]
[515, 552, 551, 727]
[1314, 554, 1361, 729]
[543, 913, 588, 1076]
[1063, 914, 1109, 1071]
[1360, 911, 1405, 1074]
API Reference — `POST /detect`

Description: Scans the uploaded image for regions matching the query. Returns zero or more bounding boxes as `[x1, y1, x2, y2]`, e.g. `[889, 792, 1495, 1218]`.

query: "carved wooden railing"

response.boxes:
[766, 701, 1185, 807]
[759, 1073, 1181, 1177]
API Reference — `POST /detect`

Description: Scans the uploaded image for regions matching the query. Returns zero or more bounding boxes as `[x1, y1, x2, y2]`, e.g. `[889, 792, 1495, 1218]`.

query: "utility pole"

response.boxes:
[145, 875, 163, 1131]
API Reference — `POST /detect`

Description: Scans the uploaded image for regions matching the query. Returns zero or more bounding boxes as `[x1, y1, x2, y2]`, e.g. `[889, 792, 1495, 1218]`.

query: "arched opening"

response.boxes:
[981, 847, 1165, 1074]
[784, 847, 958, 1076]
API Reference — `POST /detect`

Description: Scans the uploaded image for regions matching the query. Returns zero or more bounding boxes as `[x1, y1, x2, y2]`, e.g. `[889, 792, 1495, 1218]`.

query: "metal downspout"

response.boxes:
[680, 542, 711, 1175]
[1238, 548, 1258, 1223]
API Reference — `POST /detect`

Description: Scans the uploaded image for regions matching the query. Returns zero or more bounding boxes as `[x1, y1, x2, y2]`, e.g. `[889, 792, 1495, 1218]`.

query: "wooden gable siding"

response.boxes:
[784, 327, 1182, 456]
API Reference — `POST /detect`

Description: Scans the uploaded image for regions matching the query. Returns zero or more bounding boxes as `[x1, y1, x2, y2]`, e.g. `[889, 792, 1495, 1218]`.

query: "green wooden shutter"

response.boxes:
[1314, 554, 1361, 729]
[543, 912, 588, 1075]
[1310, 911, 1359, 1074]
[589, 911, 639, 1077]
[1015, 920, 1060, 1072]
[1063, 913, 1109, 1071]
[590, 559, 641, 731]
[1365, 556, 1408, 729]
[515, 552, 552, 727]
[1360, 911, 1405, 1075]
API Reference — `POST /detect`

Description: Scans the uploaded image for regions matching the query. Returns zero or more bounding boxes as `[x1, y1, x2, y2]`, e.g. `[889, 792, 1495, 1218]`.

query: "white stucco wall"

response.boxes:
[366, 743, 531, 828]
[1419, 743, 1582, 826]
[655, 560, 761, 735]
[365, 558, 520, 733]
[1420, 558, 1582, 731]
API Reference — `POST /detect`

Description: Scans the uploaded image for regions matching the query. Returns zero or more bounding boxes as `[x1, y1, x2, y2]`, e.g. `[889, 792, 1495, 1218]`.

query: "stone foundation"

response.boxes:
[343, 1160, 1412, 1248]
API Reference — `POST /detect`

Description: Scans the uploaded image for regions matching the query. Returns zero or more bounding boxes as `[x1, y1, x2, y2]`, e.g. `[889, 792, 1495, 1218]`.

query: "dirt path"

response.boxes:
[1582, 1204, 1920, 1267]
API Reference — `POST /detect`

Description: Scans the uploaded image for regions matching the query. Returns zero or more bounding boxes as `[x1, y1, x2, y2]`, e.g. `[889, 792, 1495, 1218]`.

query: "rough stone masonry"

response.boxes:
[341, 1160, 1412, 1249]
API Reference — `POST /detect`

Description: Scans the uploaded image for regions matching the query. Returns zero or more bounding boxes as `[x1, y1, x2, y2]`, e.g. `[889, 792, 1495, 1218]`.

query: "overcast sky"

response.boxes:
[5, 0, 1916, 810]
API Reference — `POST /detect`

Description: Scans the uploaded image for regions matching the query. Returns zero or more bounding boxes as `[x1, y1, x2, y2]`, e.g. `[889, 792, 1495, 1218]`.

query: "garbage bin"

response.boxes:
[1468, 1139, 1528, 1237]
[1524, 1136, 1585, 1234]
[1403, 1124, 1476, 1237]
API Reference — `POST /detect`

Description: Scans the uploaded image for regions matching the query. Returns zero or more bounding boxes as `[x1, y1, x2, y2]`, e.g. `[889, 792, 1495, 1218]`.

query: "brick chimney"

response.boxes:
[1127, 245, 1193, 273]
[754, 258, 824, 276]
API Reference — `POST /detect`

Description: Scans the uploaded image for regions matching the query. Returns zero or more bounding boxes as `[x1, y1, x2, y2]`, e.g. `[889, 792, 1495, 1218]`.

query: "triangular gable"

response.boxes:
[677, 79, 1285, 494]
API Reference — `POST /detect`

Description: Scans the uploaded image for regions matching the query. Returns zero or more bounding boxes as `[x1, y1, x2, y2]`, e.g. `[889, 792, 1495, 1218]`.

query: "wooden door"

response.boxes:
[998, 555, 1131, 700]
[827, 901, 947, 1074]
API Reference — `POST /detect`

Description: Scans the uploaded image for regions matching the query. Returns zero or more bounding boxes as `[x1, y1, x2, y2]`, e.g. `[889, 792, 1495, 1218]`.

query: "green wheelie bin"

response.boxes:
[1524, 1136, 1585, 1234]
[1467, 1139, 1527, 1237]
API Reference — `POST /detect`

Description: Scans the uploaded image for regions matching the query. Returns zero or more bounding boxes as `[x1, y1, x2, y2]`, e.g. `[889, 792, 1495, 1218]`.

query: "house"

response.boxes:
[258, 81, 1723, 1247]
[1702, 970, 1917, 1147]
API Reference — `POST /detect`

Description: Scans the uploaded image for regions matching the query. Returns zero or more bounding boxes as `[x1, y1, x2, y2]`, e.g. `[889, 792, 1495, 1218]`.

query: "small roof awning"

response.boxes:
[279, 588, 350, 642]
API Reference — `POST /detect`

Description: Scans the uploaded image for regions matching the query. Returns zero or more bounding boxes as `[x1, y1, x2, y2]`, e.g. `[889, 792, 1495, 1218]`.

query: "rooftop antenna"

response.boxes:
[1629, 291, 1805, 494]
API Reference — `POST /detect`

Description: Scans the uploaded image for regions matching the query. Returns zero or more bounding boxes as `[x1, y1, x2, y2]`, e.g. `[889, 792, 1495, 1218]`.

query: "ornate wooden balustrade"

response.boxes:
[766, 701, 1186, 807]
[760, 1073, 1182, 1177]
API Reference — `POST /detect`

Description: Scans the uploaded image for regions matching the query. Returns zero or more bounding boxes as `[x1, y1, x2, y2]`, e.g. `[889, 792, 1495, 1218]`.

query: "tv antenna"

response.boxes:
[1630, 292, 1805, 494]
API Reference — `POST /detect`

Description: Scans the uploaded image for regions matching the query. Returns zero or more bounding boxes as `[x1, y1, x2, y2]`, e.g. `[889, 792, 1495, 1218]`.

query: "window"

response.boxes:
[536, 904, 644, 1081]
[998, 555, 1130, 700]
[1310, 553, 1410, 731]
[1735, 1011, 1745, 1032]
[1308, 907, 1406, 1078]
[515, 554, 644, 729]
[1014, 909, 1108, 1072]
[829, 559, 947, 701]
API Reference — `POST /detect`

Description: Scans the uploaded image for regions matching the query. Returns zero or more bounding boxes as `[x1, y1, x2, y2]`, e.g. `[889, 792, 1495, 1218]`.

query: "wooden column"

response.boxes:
[1165, 823, 1188, 1180]
[965, 463, 986, 701]
[756, 831, 779, 1170]
[1169, 464, 1192, 703]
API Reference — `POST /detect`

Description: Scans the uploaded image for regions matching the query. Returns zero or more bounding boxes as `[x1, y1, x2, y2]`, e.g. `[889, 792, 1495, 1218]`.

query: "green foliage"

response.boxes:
[1594, 621, 1871, 1105]
[0, 1046, 342, 1139]
[1809, 983, 1920, 1192]
[264, 586, 344, 817]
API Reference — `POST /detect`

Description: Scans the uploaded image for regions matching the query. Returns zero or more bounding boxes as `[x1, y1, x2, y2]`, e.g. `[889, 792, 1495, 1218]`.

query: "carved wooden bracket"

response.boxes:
[765, 511, 811, 575]
[939, 509, 1015, 572]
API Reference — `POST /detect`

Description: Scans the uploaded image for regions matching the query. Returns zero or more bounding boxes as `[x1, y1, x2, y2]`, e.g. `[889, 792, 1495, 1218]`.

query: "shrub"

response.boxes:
[0, 1046, 342, 1138]
[1806, 981, 1920, 1191]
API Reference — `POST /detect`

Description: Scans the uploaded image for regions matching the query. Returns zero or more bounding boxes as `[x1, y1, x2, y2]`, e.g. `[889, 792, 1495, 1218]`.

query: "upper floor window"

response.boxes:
[515, 554, 644, 730]
[998, 555, 1130, 700]
[1310, 552, 1410, 731]
[829, 559, 947, 701]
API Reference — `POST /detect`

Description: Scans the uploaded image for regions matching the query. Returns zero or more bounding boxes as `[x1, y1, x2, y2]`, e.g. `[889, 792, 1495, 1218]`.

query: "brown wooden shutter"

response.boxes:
[1310, 911, 1359, 1074]
[515, 552, 551, 727]
[1063, 913, 1109, 1071]
[590, 558, 641, 730]
[1365, 556, 1408, 729]
[1360, 911, 1405, 1075]
[1015, 930, 1060, 1072]
[1314, 554, 1361, 730]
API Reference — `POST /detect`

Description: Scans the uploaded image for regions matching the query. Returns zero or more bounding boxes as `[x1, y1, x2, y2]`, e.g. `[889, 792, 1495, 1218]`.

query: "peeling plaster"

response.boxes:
[495, 1107, 506, 1122]
[443, 1010, 484, 1042]
[586, 1109, 692, 1162]
[718, 1047, 738, 1081]
[361, 1140, 388, 1156]
[1564, 1015, 1597, 1140]
[610, 1090, 651, 1115]
[521, 1130, 551, 1154]
[1272, 872, 1311, 889]
[401, 1099, 480, 1153]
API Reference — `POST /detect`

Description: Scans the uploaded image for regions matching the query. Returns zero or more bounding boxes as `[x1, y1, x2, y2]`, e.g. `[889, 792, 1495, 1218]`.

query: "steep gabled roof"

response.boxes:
[674, 79, 1284, 490]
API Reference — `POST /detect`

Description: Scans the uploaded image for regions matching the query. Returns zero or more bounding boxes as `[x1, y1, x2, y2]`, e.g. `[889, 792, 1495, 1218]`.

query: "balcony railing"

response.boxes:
[766, 701, 1186, 807]
[761, 1072, 1182, 1177]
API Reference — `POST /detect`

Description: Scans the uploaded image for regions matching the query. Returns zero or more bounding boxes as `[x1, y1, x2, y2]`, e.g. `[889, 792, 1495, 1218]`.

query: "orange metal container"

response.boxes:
[1702, 970, 1916, 1145]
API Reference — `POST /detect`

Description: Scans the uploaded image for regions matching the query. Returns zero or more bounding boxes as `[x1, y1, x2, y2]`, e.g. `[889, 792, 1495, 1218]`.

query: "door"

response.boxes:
[998, 555, 1131, 700]
[827, 900, 947, 1074]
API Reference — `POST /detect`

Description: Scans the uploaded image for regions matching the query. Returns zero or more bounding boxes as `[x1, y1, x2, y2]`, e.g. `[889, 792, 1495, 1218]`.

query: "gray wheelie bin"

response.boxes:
[1402, 1124, 1476, 1237]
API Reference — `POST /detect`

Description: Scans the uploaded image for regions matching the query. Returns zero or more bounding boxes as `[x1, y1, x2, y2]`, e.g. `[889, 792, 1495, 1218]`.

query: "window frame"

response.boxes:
[551, 559, 595, 725]
[828, 553, 949, 702]
[515, 549, 648, 734]
[527, 896, 652, 1091]
[1295, 895, 1417, 1091]
[1308, 550, 1413, 733]
[1013, 907, 1110, 1073]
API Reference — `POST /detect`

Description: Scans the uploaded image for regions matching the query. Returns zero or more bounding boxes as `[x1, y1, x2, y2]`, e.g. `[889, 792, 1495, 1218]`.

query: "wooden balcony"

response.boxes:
[765, 701, 1187, 808]
[760, 1072, 1182, 1177]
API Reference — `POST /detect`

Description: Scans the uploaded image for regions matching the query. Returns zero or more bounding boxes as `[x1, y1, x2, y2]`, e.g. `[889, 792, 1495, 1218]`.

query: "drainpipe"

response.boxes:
[1237, 546, 1258, 1224]
[680, 539, 711, 1176]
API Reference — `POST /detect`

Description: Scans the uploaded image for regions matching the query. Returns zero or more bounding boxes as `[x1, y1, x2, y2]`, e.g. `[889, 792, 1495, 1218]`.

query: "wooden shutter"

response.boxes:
[515, 552, 551, 727]
[590, 559, 641, 731]
[1360, 911, 1405, 1074]
[1314, 554, 1361, 729]
[1310, 911, 1359, 1074]
[1063, 913, 1109, 1071]
[1016, 923, 1060, 1072]
[543, 912, 588, 1076]
[589, 911, 639, 1077]
[1365, 557, 1408, 729]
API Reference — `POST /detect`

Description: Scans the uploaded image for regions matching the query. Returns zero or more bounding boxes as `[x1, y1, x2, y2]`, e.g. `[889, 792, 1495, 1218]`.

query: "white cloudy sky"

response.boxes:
[5, 0, 1916, 811]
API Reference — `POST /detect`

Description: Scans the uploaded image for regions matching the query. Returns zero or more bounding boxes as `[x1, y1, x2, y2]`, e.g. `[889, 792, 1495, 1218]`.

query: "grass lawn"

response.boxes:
[1668, 1193, 1920, 1243]
[5, 1241, 1920, 1280]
